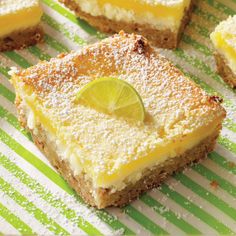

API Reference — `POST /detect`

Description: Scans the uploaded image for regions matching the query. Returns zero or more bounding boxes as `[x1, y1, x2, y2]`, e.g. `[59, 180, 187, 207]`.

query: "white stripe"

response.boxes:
[191, 11, 217, 32]
[0, 119, 53, 166]
[0, 165, 86, 235]
[0, 76, 14, 92]
[221, 127, 236, 143]
[131, 199, 185, 235]
[184, 25, 213, 51]
[0, 142, 114, 235]
[201, 158, 236, 194]
[186, 166, 236, 209]
[215, 144, 236, 162]
[16, 50, 39, 65]
[42, 22, 77, 51]
[217, 0, 236, 13]
[167, 177, 235, 231]
[108, 207, 151, 235]
[37, 42, 59, 58]
[199, 1, 227, 23]
[179, 40, 215, 71]
[0, 215, 20, 235]
[42, 5, 86, 52]
[0, 189, 51, 235]
[0, 95, 17, 115]
[0, 54, 20, 69]
[41, 2, 97, 43]
[149, 189, 216, 234]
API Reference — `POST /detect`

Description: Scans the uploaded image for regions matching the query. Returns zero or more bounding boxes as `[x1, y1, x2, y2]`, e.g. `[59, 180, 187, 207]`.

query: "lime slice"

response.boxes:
[76, 77, 145, 122]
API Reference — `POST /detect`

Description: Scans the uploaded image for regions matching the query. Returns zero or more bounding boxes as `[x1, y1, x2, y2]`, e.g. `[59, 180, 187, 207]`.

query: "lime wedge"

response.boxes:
[76, 77, 145, 122]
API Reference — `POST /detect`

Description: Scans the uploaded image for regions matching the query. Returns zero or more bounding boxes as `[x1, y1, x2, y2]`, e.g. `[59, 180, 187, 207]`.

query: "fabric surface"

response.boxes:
[0, 0, 236, 234]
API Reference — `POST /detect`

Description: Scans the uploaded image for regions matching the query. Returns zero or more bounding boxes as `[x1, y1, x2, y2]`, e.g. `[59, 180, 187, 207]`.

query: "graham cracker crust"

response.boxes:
[16, 97, 220, 209]
[58, 0, 194, 49]
[214, 52, 236, 89]
[0, 25, 44, 52]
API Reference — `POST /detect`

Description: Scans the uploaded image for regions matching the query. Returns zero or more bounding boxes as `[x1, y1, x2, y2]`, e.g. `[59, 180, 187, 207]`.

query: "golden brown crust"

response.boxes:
[16, 97, 220, 208]
[214, 52, 236, 89]
[12, 32, 226, 208]
[58, 0, 194, 49]
[0, 25, 44, 52]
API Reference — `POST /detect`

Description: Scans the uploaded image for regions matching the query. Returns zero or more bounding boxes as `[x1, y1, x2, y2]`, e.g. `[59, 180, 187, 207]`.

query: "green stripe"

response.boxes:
[3, 51, 32, 68]
[42, 14, 87, 46]
[182, 34, 212, 56]
[0, 128, 133, 234]
[0, 201, 34, 235]
[189, 21, 210, 38]
[160, 184, 234, 234]
[28, 46, 51, 61]
[0, 153, 102, 236]
[175, 172, 236, 221]
[0, 105, 31, 140]
[140, 194, 201, 234]
[0, 65, 134, 234]
[42, 0, 100, 37]
[0, 66, 10, 79]
[193, 164, 236, 198]
[123, 205, 168, 235]
[0, 82, 234, 233]
[44, 34, 69, 53]
[223, 119, 236, 133]
[0, 128, 74, 194]
[193, 5, 220, 24]
[0, 177, 69, 235]
[218, 136, 236, 155]
[95, 211, 135, 235]
[209, 152, 236, 175]
[203, 0, 235, 15]
[0, 84, 15, 102]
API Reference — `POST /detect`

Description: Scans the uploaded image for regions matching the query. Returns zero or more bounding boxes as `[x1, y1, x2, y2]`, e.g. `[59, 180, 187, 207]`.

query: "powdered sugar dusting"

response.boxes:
[0, 0, 39, 15]
[14, 32, 225, 187]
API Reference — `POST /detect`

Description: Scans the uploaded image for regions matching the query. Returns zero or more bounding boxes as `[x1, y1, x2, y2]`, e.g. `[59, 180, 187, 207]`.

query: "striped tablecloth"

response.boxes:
[0, 0, 236, 235]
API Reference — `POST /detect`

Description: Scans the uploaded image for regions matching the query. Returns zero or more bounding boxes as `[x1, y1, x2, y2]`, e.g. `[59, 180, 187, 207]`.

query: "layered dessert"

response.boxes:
[11, 32, 226, 209]
[210, 15, 236, 88]
[59, 0, 194, 48]
[0, 0, 44, 51]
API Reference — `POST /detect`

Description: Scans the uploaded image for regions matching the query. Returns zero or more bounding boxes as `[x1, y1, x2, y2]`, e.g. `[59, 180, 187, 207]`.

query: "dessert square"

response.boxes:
[11, 32, 226, 208]
[59, 0, 194, 49]
[210, 15, 236, 88]
[0, 0, 44, 51]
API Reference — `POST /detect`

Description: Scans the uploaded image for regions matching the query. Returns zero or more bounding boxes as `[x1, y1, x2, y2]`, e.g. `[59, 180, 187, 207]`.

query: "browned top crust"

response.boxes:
[12, 32, 226, 185]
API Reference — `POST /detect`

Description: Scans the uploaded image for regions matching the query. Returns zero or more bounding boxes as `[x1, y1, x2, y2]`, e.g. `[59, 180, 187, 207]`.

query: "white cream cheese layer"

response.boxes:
[24, 98, 219, 191]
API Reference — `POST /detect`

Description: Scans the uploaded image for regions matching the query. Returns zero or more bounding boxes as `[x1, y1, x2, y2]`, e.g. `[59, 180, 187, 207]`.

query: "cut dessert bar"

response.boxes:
[58, 0, 194, 49]
[210, 15, 236, 88]
[0, 0, 43, 51]
[11, 32, 226, 208]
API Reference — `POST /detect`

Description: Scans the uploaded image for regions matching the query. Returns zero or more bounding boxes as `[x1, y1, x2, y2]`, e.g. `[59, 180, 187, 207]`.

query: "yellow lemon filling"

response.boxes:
[98, 0, 190, 20]
[24, 94, 219, 190]
[0, 0, 43, 38]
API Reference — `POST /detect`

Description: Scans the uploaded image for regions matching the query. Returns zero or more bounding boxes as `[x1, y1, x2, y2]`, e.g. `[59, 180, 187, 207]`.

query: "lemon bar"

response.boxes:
[59, 0, 194, 49]
[210, 16, 236, 88]
[11, 32, 226, 208]
[0, 0, 43, 51]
